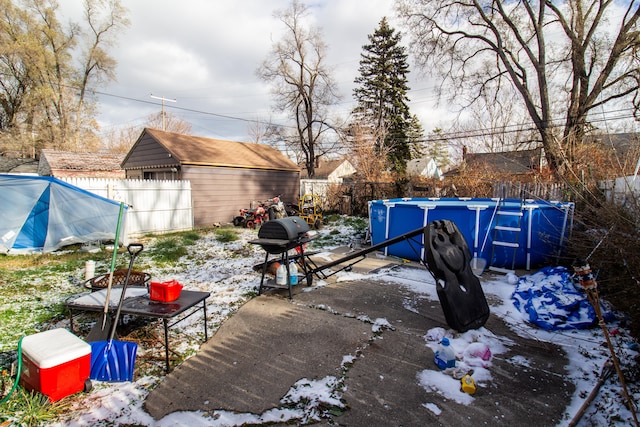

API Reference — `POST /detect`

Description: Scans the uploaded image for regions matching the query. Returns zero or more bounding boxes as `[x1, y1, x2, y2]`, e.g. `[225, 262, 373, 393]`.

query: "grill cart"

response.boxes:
[249, 216, 316, 299]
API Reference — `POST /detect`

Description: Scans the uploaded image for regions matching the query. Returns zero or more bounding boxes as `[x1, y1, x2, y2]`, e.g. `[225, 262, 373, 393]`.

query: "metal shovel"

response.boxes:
[89, 243, 144, 382]
[86, 202, 125, 342]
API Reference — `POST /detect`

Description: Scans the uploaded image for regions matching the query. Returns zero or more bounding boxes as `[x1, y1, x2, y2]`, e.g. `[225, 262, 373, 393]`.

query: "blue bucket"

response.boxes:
[90, 340, 138, 382]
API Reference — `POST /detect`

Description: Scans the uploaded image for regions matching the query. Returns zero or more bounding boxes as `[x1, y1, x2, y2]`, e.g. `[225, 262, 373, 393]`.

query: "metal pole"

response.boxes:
[150, 94, 176, 130]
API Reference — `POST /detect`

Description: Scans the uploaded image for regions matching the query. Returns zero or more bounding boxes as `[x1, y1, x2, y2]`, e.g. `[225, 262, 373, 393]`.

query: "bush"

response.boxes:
[564, 186, 640, 340]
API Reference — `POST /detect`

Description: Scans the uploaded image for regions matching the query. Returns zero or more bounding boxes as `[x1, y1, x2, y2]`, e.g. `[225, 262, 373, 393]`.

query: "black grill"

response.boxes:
[254, 216, 311, 254]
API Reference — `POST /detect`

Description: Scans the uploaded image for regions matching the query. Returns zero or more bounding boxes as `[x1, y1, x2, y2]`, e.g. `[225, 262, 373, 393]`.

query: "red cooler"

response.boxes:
[20, 328, 91, 402]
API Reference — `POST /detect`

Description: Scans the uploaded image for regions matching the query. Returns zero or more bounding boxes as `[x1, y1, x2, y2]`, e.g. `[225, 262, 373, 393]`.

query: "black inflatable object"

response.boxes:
[424, 219, 490, 332]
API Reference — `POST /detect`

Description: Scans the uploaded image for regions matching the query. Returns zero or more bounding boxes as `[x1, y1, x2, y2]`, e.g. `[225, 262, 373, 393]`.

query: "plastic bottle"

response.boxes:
[289, 261, 299, 285]
[276, 263, 287, 285]
[434, 337, 456, 370]
[460, 373, 476, 394]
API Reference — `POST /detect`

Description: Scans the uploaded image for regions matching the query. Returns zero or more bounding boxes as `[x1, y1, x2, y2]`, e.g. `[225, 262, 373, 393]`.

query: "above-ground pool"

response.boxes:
[368, 198, 574, 271]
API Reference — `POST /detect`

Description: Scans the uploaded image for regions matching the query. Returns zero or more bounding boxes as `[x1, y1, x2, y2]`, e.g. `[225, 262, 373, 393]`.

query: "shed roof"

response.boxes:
[124, 128, 299, 171]
[38, 150, 125, 175]
[464, 148, 543, 174]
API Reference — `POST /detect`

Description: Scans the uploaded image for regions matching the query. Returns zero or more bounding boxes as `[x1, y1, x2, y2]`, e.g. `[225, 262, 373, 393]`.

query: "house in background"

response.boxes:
[300, 158, 356, 198]
[301, 158, 356, 182]
[462, 147, 545, 175]
[38, 149, 126, 178]
[407, 157, 443, 180]
[121, 128, 300, 226]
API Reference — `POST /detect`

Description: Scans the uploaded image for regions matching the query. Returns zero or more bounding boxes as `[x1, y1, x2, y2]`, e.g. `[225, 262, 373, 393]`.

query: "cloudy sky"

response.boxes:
[61, 0, 446, 142]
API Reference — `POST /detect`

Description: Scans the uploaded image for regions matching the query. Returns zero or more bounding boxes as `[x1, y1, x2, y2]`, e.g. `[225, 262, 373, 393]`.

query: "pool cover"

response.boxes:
[511, 266, 599, 330]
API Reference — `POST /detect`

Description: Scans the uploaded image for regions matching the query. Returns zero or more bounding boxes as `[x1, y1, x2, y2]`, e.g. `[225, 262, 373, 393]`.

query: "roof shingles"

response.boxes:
[143, 128, 299, 171]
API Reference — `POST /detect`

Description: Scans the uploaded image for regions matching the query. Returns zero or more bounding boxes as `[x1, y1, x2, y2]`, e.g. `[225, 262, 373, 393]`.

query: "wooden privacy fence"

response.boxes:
[492, 181, 569, 201]
[62, 178, 193, 238]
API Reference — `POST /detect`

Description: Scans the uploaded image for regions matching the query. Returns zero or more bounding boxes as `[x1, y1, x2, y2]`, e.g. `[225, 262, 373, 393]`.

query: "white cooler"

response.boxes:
[19, 328, 91, 401]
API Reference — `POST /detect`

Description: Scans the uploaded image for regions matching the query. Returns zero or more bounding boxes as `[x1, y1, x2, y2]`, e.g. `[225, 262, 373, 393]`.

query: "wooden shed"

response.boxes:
[121, 128, 300, 227]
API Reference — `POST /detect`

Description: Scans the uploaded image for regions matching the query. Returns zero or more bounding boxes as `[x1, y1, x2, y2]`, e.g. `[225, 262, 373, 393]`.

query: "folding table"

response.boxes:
[65, 288, 210, 373]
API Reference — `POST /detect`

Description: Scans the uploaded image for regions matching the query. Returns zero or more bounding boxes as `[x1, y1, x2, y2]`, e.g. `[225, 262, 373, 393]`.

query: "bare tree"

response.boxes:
[459, 89, 539, 153]
[396, 0, 640, 177]
[102, 124, 139, 153]
[73, 0, 130, 149]
[0, 0, 128, 155]
[257, 0, 341, 178]
[145, 112, 192, 135]
[246, 116, 281, 144]
[345, 120, 390, 182]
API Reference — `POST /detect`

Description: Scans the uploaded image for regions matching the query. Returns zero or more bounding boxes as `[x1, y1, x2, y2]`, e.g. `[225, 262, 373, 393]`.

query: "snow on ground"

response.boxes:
[3, 220, 639, 426]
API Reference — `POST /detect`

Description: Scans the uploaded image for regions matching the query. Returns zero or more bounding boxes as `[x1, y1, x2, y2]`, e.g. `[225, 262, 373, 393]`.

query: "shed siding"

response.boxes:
[182, 166, 300, 226]
[125, 134, 180, 168]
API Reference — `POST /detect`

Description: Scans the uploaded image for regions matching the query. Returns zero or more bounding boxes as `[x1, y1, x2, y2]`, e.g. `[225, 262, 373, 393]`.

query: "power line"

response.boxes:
[89, 88, 291, 128]
[82, 84, 639, 143]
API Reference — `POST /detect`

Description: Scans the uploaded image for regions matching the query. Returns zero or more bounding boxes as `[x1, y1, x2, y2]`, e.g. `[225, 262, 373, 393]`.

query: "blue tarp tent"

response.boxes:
[0, 174, 127, 254]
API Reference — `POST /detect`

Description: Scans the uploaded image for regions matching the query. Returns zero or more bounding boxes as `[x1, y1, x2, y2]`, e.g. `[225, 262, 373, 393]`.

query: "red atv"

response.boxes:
[233, 204, 268, 229]
[232, 195, 286, 229]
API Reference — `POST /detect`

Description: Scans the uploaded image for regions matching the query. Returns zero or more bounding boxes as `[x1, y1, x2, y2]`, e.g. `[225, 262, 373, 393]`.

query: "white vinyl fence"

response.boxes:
[300, 178, 331, 198]
[62, 178, 193, 238]
[600, 175, 640, 205]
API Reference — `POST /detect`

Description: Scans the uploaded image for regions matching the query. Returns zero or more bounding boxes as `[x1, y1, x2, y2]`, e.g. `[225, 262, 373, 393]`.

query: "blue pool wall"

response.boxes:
[368, 197, 574, 270]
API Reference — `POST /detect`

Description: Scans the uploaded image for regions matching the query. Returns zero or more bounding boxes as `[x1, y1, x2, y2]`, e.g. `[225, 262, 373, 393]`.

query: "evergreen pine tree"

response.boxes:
[352, 17, 421, 174]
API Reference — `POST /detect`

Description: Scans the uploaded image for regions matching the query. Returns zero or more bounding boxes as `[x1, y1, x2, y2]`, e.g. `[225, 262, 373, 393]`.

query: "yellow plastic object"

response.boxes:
[297, 194, 324, 229]
[461, 373, 476, 395]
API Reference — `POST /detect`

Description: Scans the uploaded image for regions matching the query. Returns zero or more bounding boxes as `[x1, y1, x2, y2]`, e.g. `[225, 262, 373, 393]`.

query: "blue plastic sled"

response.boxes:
[90, 340, 138, 382]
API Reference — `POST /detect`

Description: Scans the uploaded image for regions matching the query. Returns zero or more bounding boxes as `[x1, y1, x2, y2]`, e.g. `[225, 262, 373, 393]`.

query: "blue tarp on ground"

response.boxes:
[511, 266, 597, 330]
[0, 174, 126, 254]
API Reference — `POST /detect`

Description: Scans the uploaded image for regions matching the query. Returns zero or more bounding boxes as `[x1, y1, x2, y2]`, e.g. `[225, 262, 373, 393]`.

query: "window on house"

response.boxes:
[143, 169, 179, 180]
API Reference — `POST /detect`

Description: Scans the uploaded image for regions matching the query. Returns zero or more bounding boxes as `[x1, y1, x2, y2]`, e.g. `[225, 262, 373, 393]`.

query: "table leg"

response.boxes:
[203, 300, 208, 341]
[163, 318, 170, 373]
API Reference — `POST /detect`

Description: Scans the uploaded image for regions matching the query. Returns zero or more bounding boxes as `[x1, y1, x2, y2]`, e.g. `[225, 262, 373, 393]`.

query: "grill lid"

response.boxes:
[258, 216, 310, 241]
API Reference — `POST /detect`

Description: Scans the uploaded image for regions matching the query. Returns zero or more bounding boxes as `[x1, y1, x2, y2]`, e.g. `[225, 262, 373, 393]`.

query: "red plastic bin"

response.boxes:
[149, 280, 183, 302]
[19, 328, 91, 402]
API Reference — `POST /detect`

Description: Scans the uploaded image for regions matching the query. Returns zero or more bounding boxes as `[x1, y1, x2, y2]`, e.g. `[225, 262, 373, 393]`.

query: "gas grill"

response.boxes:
[248, 216, 316, 298]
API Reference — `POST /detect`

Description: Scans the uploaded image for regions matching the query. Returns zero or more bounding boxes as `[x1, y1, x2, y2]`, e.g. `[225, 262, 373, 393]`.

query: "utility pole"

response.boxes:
[150, 94, 177, 131]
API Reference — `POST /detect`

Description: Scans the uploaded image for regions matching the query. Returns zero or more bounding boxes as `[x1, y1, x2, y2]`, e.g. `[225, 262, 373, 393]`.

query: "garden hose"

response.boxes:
[0, 336, 23, 405]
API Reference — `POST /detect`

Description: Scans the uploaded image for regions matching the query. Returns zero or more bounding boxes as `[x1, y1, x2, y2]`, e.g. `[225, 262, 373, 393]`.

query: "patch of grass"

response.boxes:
[308, 215, 369, 249]
[214, 228, 239, 243]
[340, 216, 368, 233]
[181, 231, 201, 245]
[1, 387, 71, 426]
[146, 230, 203, 264]
[242, 289, 259, 299]
[323, 213, 342, 223]
[323, 214, 368, 236]
[148, 238, 188, 264]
